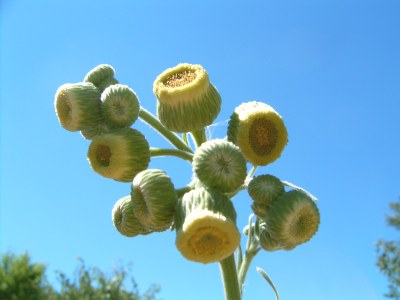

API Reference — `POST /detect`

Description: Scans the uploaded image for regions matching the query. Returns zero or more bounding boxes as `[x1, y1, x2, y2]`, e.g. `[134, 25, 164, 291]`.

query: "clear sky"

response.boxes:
[1, 1, 399, 299]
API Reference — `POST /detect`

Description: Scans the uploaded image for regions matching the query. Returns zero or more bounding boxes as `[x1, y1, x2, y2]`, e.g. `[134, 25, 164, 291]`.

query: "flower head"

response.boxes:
[153, 63, 221, 133]
[131, 169, 178, 231]
[248, 174, 285, 218]
[101, 84, 140, 128]
[84, 64, 119, 92]
[193, 139, 247, 193]
[175, 188, 240, 264]
[266, 190, 320, 249]
[227, 101, 288, 166]
[54, 82, 102, 131]
[112, 196, 152, 237]
[87, 128, 150, 182]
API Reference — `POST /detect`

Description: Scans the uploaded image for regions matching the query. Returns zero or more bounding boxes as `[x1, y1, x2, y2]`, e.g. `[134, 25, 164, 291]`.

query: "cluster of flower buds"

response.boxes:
[54, 63, 320, 268]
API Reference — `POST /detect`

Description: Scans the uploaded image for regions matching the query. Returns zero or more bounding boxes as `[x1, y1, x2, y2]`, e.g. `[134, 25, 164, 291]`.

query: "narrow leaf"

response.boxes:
[256, 266, 280, 300]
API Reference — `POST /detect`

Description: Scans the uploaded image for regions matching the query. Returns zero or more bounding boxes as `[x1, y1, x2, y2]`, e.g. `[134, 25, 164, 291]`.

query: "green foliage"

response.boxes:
[0, 252, 53, 300]
[0, 253, 160, 300]
[377, 200, 400, 299]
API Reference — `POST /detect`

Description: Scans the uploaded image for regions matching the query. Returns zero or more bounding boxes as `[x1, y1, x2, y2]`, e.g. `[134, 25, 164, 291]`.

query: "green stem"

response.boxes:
[190, 128, 207, 147]
[238, 247, 261, 294]
[139, 108, 193, 153]
[219, 254, 241, 300]
[150, 147, 193, 162]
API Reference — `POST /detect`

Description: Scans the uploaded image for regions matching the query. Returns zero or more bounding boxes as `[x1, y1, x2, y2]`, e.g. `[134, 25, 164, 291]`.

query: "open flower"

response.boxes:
[101, 84, 140, 129]
[54, 82, 102, 131]
[175, 188, 240, 264]
[266, 190, 320, 249]
[112, 196, 152, 237]
[84, 64, 119, 92]
[153, 63, 221, 133]
[193, 139, 247, 193]
[227, 101, 288, 166]
[87, 128, 150, 182]
[131, 169, 178, 231]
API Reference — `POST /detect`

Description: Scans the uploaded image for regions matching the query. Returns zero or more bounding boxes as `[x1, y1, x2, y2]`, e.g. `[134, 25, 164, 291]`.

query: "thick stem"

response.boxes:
[139, 108, 193, 153]
[190, 128, 207, 147]
[219, 254, 241, 300]
[150, 147, 193, 162]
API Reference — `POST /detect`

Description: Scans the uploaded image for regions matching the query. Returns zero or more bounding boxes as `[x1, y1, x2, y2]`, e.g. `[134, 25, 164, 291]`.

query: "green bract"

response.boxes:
[266, 190, 320, 249]
[131, 169, 178, 232]
[153, 63, 221, 133]
[101, 84, 140, 128]
[258, 223, 282, 252]
[87, 128, 150, 182]
[112, 195, 152, 237]
[84, 64, 119, 92]
[175, 188, 240, 264]
[193, 139, 247, 193]
[54, 82, 102, 132]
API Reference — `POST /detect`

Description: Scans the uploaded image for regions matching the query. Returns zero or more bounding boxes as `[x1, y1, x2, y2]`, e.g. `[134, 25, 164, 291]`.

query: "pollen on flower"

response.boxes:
[95, 144, 112, 167]
[164, 70, 197, 88]
[188, 227, 226, 255]
[57, 94, 72, 122]
[249, 118, 278, 155]
[290, 207, 318, 238]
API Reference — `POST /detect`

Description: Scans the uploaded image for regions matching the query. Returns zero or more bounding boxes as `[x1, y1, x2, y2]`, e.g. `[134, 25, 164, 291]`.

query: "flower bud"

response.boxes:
[175, 188, 240, 264]
[112, 196, 152, 237]
[248, 174, 285, 209]
[101, 84, 140, 128]
[87, 128, 150, 182]
[193, 139, 247, 193]
[227, 101, 288, 166]
[266, 190, 320, 249]
[80, 122, 111, 140]
[131, 169, 178, 231]
[84, 64, 118, 92]
[258, 223, 282, 252]
[153, 63, 221, 133]
[54, 82, 102, 131]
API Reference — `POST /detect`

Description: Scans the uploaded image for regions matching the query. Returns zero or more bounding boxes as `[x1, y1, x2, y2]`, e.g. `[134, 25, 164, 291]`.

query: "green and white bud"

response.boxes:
[227, 101, 288, 166]
[175, 187, 240, 264]
[131, 169, 178, 231]
[87, 128, 150, 182]
[54, 82, 102, 131]
[84, 64, 118, 92]
[193, 139, 247, 193]
[266, 190, 320, 249]
[101, 84, 140, 128]
[153, 63, 221, 133]
[112, 195, 152, 237]
[248, 174, 285, 208]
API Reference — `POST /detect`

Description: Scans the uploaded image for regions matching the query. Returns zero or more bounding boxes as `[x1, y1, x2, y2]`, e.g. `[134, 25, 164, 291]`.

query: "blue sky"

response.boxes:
[1, 1, 399, 299]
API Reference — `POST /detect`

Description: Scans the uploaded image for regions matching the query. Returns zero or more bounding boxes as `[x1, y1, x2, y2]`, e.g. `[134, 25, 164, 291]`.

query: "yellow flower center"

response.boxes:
[57, 93, 72, 123]
[163, 70, 197, 88]
[249, 118, 278, 155]
[290, 207, 318, 240]
[95, 144, 112, 167]
[188, 226, 226, 256]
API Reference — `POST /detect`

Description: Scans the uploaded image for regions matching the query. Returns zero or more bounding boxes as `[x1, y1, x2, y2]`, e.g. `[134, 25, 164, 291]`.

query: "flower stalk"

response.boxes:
[219, 254, 241, 300]
[139, 107, 193, 153]
[150, 147, 193, 162]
